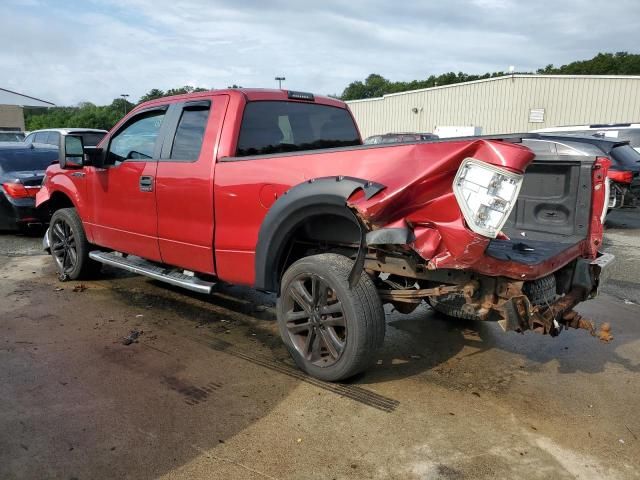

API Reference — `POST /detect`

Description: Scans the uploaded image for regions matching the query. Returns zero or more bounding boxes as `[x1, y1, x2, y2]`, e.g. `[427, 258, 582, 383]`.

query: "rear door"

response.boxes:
[155, 95, 228, 273]
[85, 106, 169, 260]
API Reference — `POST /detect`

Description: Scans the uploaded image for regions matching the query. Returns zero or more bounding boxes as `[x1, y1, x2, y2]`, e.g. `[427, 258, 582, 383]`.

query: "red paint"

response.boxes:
[608, 170, 633, 184]
[36, 88, 606, 288]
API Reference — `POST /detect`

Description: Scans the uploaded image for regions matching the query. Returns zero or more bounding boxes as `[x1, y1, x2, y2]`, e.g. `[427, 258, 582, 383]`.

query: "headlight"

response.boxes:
[453, 158, 523, 238]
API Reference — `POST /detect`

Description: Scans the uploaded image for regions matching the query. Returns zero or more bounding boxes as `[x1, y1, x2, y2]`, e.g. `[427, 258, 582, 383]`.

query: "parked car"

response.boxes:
[534, 123, 640, 153]
[529, 134, 640, 208]
[364, 132, 438, 144]
[0, 130, 25, 143]
[24, 128, 107, 148]
[0, 143, 57, 231]
[37, 89, 612, 381]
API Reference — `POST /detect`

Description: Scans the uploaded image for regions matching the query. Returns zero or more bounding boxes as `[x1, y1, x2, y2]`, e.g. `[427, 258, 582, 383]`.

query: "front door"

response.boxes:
[85, 107, 168, 261]
[155, 96, 227, 274]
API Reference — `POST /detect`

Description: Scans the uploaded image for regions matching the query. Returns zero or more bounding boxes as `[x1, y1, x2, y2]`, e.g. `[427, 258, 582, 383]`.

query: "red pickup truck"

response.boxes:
[37, 88, 614, 381]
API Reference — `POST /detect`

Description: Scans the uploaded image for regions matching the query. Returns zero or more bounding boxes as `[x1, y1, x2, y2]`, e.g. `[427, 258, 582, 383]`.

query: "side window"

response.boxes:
[46, 132, 60, 147]
[169, 105, 210, 161]
[34, 132, 49, 144]
[107, 110, 166, 165]
[24, 133, 35, 144]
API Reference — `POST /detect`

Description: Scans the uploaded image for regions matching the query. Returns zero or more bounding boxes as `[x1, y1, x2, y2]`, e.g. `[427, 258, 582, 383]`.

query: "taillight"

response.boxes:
[452, 158, 523, 238]
[608, 170, 634, 184]
[2, 182, 41, 199]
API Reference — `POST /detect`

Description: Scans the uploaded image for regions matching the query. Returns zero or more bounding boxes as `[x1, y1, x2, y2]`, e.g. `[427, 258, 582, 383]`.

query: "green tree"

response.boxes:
[138, 88, 165, 103]
[24, 85, 209, 131]
[341, 52, 640, 100]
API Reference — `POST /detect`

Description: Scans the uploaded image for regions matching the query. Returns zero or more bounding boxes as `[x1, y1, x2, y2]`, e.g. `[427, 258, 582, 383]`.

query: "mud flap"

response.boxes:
[348, 212, 367, 289]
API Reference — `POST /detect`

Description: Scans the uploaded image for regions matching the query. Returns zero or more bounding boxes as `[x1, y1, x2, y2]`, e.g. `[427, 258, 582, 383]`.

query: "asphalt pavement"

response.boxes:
[0, 211, 639, 479]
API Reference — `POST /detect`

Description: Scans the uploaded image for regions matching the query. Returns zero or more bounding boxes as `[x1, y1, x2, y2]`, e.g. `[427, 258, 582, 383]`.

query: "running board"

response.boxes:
[88, 251, 215, 294]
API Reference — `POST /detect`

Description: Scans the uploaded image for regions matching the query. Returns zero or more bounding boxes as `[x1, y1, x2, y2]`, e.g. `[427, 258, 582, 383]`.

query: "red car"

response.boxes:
[37, 89, 613, 381]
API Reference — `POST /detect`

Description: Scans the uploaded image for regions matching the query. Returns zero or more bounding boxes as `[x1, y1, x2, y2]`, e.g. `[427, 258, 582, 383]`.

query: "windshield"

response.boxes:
[236, 101, 360, 156]
[0, 132, 25, 142]
[610, 144, 640, 171]
[0, 148, 58, 174]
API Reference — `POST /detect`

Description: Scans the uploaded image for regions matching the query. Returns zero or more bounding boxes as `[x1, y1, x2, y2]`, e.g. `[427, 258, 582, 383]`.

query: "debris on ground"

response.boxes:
[122, 329, 143, 345]
[598, 323, 613, 342]
[72, 284, 87, 293]
[135, 314, 144, 318]
[54, 287, 63, 292]
[624, 299, 635, 305]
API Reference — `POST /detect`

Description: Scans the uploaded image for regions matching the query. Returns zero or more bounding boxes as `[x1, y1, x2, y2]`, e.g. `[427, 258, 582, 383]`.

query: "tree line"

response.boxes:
[25, 52, 640, 131]
[340, 52, 640, 100]
[25, 86, 209, 131]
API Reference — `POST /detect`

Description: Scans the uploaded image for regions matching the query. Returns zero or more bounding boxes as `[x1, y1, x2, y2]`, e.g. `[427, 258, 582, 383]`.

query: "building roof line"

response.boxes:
[346, 74, 640, 104]
[0, 87, 55, 106]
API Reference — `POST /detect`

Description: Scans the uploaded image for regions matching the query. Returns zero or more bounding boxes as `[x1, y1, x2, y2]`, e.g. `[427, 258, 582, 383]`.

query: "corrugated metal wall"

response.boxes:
[346, 75, 640, 138]
[0, 105, 25, 130]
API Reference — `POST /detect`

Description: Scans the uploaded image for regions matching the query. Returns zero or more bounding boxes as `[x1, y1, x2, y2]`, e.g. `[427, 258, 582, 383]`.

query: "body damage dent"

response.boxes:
[348, 140, 609, 281]
[347, 139, 538, 277]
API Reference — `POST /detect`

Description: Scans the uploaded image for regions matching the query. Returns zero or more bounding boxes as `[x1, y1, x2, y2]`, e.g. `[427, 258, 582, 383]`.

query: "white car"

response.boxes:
[533, 123, 640, 153]
[24, 128, 107, 148]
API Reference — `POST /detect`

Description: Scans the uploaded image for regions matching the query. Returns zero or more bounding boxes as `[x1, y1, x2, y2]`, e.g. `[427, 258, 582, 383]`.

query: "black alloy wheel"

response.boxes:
[276, 253, 386, 382]
[282, 273, 347, 367]
[50, 217, 78, 276]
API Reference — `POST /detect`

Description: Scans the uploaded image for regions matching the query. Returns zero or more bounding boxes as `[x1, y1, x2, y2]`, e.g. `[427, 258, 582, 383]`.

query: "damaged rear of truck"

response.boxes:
[352, 137, 613, 336]
[258, 135, 614, 380]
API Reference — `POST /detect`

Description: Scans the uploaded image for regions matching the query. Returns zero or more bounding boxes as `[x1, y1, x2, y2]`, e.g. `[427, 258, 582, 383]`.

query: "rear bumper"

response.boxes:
[0, 194, 46, 231]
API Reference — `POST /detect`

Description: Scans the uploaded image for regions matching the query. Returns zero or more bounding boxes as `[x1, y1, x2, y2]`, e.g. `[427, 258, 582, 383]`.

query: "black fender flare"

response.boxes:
[254, 176, 385, 292]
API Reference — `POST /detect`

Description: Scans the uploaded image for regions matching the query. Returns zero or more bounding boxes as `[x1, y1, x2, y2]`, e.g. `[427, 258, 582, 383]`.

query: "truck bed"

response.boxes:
[487, 155, 595, 266]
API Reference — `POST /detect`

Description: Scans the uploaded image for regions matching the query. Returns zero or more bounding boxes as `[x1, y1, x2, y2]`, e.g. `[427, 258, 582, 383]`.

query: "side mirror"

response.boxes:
[59, 135, 84, 169]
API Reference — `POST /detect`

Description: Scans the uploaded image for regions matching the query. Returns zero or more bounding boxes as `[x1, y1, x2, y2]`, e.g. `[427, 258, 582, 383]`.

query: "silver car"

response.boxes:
[24, 128, 107, 148]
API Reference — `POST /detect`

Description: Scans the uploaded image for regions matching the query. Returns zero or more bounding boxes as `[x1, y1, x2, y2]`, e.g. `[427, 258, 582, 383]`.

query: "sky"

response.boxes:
[2, 0, 639, 106]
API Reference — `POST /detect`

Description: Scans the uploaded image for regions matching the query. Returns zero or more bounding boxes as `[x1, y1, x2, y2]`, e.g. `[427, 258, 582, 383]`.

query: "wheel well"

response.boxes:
[273, 212, 361, 292]
[40, 192, 74, 220]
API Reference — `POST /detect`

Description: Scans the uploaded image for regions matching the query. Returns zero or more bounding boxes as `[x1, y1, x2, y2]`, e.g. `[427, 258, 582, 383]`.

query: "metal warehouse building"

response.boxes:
[0, 87, 54, 131]
[346, 75, 640, 138]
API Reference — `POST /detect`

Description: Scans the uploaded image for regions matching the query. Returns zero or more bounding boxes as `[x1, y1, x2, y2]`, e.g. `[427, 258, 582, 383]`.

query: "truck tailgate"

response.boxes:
[487, 155, 596, 265]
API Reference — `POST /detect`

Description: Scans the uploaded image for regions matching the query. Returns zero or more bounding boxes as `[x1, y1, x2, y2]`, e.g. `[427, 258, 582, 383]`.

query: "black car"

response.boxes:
[0, 143, 58, 232]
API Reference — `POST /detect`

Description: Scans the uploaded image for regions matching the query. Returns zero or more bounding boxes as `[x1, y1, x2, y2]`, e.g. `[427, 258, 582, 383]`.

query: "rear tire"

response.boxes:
[276, 253, 386, 382]
[49, 208, 101, 281]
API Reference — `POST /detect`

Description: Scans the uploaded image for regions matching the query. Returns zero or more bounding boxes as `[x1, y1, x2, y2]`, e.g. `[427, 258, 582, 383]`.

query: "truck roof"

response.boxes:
[134, 88, 347, 113]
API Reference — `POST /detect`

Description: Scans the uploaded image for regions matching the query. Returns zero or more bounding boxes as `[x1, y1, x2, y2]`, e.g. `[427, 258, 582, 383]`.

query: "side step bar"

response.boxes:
[89, 251, 215, 294]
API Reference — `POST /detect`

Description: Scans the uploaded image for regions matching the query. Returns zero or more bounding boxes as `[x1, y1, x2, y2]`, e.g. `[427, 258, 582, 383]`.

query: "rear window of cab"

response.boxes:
[236, 101, 360, 157]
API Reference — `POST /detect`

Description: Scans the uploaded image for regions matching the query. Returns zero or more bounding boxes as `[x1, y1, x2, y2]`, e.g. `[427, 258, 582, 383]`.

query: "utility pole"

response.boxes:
[120, 94, 130, 116]
[275, 76, 286, 89]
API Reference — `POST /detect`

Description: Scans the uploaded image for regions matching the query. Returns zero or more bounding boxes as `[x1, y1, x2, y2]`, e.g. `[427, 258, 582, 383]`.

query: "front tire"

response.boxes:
[276, 253, 385, 382]
[49, 208, 101, 280]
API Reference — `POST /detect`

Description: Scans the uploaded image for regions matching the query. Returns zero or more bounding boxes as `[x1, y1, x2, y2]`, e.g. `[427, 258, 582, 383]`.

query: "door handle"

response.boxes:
[139, 175, 154, 192]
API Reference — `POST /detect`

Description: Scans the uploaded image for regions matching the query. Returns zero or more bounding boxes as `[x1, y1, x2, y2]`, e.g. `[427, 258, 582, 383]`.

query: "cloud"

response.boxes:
[0, 0, 638, 105]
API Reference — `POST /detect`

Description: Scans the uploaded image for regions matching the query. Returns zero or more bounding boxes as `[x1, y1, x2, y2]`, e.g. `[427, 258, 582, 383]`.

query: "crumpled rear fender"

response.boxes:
[347, 139, 535, 272]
